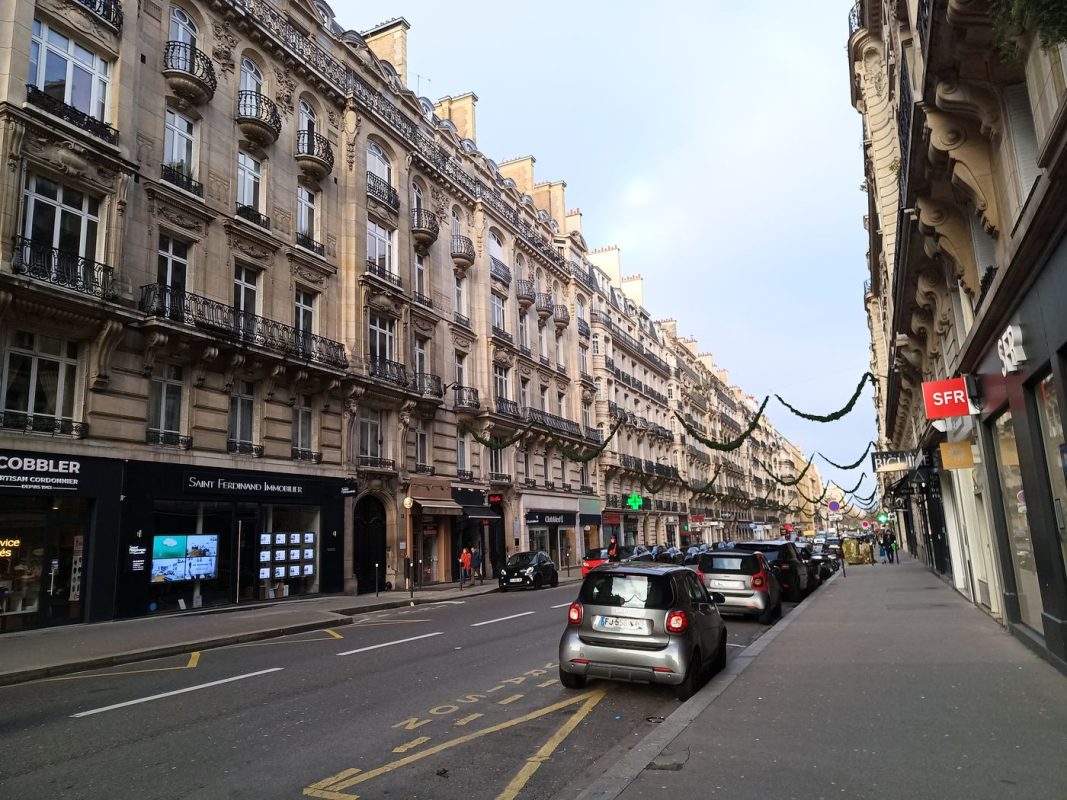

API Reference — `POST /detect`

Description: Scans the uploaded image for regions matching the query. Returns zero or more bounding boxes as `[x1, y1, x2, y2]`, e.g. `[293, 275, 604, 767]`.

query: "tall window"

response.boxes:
[579, 345, 588, 375]
[494, 365, 510, 400]
[415, 419, 429, 466]
[538, 324, 547, 358]
[368, 142, 391, 184]
[240, 57, 263, 94]
[519, 377, 530, 408]
[451, 208, 462, 237]
[233, 264, 257, 313]
[29, 19, 110, 122]
[582, 403, 591, 429]
[555, 334, 564, 365]
[367, 221, 393, 274]
[2, 331, 78, 424]
[454, 350, 467, 385]
[414, 337, 428, 375]
[542, 451, 550, 483]
[295, 288, 314, 352]
[293, 394, 312, 451]
[491, 293, 506, 331]
[157, 234, 188, 317]
[412, 183, 424, 212]
[489, 230, 505, 261]
[169, 6, 198, 47]
[297, 186, 317, 242]
[457, 432, 468, 472]
[23, 174, 99, 260]
[236, 151, 262, 211]
[149, 365, 184, 437]
[164, 108, 195, 177]
[522, 449, 530, 480]
[518, 311, 528, 348]
[594, 377, 602, 399]
[489, 443, 504, 475]
[229, 379, 255, 446]
[299, 99, 316, 136]
[414, 254, 427, 296]
[359, 408, 382, 459]
[557, 392, 566, 415]
[1004, 83, 1040, 204]
[455, 275, 468, 316]
[540, 386, 548, 411]
[367, 312, 395, 363]
[576, 297, 586, 321]
[579, 462, 589, 488]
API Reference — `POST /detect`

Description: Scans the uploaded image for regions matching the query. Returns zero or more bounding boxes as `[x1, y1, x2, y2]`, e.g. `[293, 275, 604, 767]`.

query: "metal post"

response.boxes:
[566, 550, 571, 577]
[409, 561, 414, 600]
[375, 562, 379, 597]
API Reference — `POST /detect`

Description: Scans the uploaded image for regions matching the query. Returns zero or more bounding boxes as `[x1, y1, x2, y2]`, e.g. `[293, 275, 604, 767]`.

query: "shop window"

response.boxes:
[257, 504, 320, 598]
[992, 412, 1044, 630]
[1036, 373, 1067, 577]
[2, 330, 79, 432]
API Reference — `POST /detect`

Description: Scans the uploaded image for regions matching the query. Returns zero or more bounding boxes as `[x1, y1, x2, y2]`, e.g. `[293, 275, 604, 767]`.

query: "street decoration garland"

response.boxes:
[686, 463, 723, 495]
[460, 416, 625, 464]
[819, 441, 875, 471]
[637, 473, 671, 494]
[832, 473, 868, 496]
[797, 481, 833, 507]
[852, 487, 879, 505]
[759, 453, 816, 487]
[774, 372, 875, 423]
[547, 416, 626, 463]
[674, 396, 770, 452]
[461, 422, 534, 450]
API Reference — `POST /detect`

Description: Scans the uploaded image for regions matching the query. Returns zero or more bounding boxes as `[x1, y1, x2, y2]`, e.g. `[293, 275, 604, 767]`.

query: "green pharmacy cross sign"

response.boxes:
[877, 512, 889, 524]
[626, 493, 644, 511]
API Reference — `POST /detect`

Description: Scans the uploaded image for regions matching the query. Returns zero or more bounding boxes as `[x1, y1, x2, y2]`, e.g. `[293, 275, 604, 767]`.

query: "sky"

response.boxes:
[335, 0, 877, 501]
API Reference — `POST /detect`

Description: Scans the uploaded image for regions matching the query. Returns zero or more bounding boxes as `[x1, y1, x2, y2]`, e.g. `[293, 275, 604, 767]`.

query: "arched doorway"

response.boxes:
[353, 495, 387, 594]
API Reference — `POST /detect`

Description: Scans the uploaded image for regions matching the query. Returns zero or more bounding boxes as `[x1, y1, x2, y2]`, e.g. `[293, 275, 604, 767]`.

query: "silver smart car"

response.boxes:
[559, 562, 728, 700]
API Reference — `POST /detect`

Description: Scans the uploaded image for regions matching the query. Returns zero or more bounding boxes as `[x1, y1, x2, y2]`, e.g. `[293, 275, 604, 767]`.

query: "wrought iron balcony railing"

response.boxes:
[147, 429, 192, 449]
[412, 290, 433, 308]
[534, 292, 553, 313]
[161, 163, 204, 197]
[606, 494, 621, 509]
[1, 412, 87, 438]
[227, 439, 263, 457]
[450, 235, 475, 263]
[296, 231, 325, 256]
[457, 469, 474, 482]
[366, 261, 402, 288]
[516, 279, 535, 303]
[359, 456, 396, 470]
[367, 172, 400, 210]
[539, 355, 550, 367]
[162, 41, 217, 95]
[570, 261, 598, 291]
[519, 345, 531, 358]
[25, 85, 118, 145]
[524, 478, 537, 489]
[411, 208, 440, 237]
[236, 90, 281, 138]
[577, 318, 590, 337]
[453, 312, 471, 328]
[619, 454, 640, 471]
[296, 130, 334, 170]
[521, 407, 580, 436]
[553, 305, 570, 324]
[76, 0, 123, 27]
[489, 472, 512, 484]
[414, 372, 443, 397]
[139, 284, 349, 369]
[489, 257, 512, 284]
[579, 484, 594, 495]
[13, 237, 116, 299]
[848, 0, 865, 37]
[454, 386, 480, 409]
[491, 326, 513, 343]
[495, 396, 520, 418]
[235, 202, 271, 229]
[368, 357, 408, 387]
[291, 447, 323, 463]
[415, 462, 435, 475]
[585, 426, 602, 442]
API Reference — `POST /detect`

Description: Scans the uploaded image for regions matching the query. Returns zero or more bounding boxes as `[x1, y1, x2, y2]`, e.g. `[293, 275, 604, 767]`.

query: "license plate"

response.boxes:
[509, 578, 523, 583]
[592, 615, 650, 635]
[711, 579, 743, 589]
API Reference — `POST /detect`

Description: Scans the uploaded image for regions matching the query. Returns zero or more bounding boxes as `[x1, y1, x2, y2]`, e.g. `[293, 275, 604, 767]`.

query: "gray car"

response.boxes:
[559, 563, 728, 700]
[696, 551, 781, 624]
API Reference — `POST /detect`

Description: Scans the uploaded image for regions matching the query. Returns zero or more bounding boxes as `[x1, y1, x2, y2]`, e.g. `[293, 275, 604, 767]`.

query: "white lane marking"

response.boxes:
[550, 602, 572, 609]
[726, 643, 747, 648]
[471, 611, 535, 627]
[70, 668, 283, 718]
[337, 631, 443, 656]
[426, 600, 466, 606]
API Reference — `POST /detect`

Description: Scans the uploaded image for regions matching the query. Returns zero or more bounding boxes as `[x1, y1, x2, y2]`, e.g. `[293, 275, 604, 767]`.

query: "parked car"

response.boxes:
[793, 542, 824, 589]
[731, 540, 809, 602]
[499, 550, 558, 590]
[626, 545, 654, 562]
[559, 562, 728, 700]
[696, 551, 781, 624]
[581, 546, 632, 576]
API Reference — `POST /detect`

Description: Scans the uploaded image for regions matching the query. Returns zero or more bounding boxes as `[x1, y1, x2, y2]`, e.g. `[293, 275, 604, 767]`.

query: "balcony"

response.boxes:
[521, 407, 581, 437]
[450, 235, 475, 272]
[235, 203, 271, 230]
[585, 426, 602, 442]
[619, 454, 640, 471]
[1, 412, 87, 438]
[604, 356, 615, 371]
[553, 305, 570, 332]
[524, 478, 537, 489]
[236, 91, 281, 145]
[291, 447, 323, 463]
[608, 401, 623, 419]
[457, 469, 474, 482]
[140, 284, 349, 369]
[13, 237, 116, 300]
[606, 494, 621, 509]
[491, 326, 513, 344]
[519, 345, 532, 358]
[489, 472, 512, 484]
[26, 85, 118, 145]
[367, 173, 400, 211]
[415, 463, 435, 475]
[516, 279, 535, 309]
[227, 440, 263, 457]
[570, 261, 598, 291]
[412, 290, 433, 308]
[539, 355, 550, 367]
[453, 311, 471, 328]
[495, 396, 520, 418]
[76, 0, 123, 27]
[162, 42, 216, 105]
[147, 430, 192, 449]
[413, 372, 443, 398]
[295, 231, 325, 257]
[535, 293, 553, 322]
[295, 130, 334, 181]
[161, 163, 204, 198]
[453, 386, 480, 410]
[359, 456, 396, 471]
[368, 358, 408, 387]
[489, 257, 512, 285]
[576, 318, 590, 338]
[366, 261, 402, 288]
[579, 484, 594, 495]
[411, 209, 440, 253]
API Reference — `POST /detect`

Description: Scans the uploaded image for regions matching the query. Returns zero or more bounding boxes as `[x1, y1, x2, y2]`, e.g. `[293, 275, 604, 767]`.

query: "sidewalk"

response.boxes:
[583, 557, 1067, 800]
[0, 571, 583, 687]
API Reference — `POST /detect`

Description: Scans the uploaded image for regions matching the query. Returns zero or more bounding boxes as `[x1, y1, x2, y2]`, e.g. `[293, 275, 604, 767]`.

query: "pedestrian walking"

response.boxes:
[471, 545, 483, 584]
[458, 547, 471, 589]
[888, 531, 898, 563]
[607, 534, 619, 562]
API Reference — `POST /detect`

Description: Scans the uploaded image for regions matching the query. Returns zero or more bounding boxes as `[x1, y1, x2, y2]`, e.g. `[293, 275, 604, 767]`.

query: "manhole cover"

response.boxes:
[646, 716, 665, 724]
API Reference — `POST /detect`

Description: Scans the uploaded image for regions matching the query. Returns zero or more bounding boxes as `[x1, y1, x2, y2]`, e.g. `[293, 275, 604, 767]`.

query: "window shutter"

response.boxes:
[1004, 83, 1040, 201]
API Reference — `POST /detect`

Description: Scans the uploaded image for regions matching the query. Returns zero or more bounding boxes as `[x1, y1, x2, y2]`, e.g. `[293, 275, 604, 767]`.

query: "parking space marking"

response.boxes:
[538, 678, 557, 688]
[454, 713, 483, 726]
[70, 667, 283, 718]
[471, 611, 535, 627]
[324, 628, 343, 639]
[392, 736, 431, 753]
[43, 651, 201, 682]
[497, 694, 524, 705]
[305, 768, 363, 799]
[336, 632, 442, 656]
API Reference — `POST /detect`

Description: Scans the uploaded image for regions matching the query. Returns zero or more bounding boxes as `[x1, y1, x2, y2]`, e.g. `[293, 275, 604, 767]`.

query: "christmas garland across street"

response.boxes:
[819, 441, 875, 471]
[775, 372, 875, 423]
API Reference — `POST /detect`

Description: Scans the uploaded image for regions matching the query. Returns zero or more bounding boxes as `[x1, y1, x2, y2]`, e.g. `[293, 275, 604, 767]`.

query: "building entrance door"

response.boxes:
[354, 496, 387, 594]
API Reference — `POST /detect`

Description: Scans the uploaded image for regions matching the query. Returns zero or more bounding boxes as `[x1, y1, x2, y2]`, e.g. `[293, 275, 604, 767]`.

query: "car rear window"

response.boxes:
[700, 554, 759, 574]
[580, 573, 674, 610]
[507, 553, 535, 568]
[733, 543, 787, 562]
[584, 549, 607, 561]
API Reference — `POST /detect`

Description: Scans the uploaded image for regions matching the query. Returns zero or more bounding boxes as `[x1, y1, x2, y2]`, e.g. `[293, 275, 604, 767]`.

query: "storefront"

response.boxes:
[602, 512, 621, 548]
[0, 449, 123, 632]
[117, 462, 345, 618]
[579, 498, 602, 559]
[406, 477, 463, 586]
[451, 488, 503, 581]
[525, 509, 577, 567]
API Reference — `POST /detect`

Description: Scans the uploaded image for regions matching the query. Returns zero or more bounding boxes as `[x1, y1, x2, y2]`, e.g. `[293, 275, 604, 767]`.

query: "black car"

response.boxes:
[499, 550, 558, 591]
[627, 545, 655, 562]
[731, 540, 810, 602]
[793, 542, 826, 588]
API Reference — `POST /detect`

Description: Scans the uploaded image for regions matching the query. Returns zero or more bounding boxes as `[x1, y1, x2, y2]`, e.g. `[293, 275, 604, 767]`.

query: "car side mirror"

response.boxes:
[710, 592, 726, 605]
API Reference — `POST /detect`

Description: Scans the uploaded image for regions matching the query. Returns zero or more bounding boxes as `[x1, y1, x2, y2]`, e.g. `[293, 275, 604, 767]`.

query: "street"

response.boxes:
[0, 584, 799, 800]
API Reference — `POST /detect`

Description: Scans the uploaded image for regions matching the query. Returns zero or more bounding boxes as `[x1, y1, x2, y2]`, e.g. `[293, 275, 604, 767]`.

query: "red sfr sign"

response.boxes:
[922, 377, 971, 420]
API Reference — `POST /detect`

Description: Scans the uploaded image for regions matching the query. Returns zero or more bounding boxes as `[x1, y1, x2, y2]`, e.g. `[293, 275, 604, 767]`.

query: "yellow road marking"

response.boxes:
[228, 635, 336, 648]
[304, 791, 357, 800]
[324, 628, 343, 639]
[42, 651, 201, 682]
[393, 717, 431, 731]
[392, 736, 431, 753]
[454, 713, 483, 726]
[308, 768, 361, 790]
[495, 690, 605, 800]
[537, 679, 556, 688]
[486, 684, 505, 693]
[498, 694, 524, 705]
[304, 690, 605, 795]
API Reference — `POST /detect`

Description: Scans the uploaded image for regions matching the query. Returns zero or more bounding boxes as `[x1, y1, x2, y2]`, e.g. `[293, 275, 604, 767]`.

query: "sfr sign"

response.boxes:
[922, 377, 972, 420]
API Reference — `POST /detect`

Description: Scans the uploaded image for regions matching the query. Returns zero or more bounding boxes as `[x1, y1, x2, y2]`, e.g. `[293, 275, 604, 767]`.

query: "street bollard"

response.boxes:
[375, 563, 379, 597]
[566, 550, 571, 577]
[409, 561, 414, 600]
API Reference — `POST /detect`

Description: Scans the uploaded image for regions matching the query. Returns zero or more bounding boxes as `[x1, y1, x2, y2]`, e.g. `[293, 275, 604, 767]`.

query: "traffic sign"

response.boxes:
[828, 500, 841, 513]
[861, 521, 870, 529]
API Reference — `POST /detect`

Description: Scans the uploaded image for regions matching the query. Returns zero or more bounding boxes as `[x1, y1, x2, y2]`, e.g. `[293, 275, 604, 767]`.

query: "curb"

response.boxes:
[573, 570, 842, 800]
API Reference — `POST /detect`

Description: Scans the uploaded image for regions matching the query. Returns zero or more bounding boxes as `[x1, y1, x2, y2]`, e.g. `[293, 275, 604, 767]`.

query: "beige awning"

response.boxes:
[416, 499, 464, 516]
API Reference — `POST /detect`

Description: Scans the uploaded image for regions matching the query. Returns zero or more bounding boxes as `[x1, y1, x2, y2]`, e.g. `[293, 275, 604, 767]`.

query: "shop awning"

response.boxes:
[416, 499, 464, 516]
[462, 506, 502, 521]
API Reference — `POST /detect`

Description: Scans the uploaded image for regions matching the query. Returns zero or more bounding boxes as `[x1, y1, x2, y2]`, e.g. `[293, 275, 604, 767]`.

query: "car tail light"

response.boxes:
[653, 666, 673, 673]
[568, 602, 582, 625]
[570, 658, 589, 665]
[665, 610, 688, 633]
[751, 572, 767, 589]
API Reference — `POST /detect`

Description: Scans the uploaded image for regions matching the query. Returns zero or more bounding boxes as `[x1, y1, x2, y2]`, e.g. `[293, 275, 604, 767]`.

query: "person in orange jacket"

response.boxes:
[459, 547, 472, 589]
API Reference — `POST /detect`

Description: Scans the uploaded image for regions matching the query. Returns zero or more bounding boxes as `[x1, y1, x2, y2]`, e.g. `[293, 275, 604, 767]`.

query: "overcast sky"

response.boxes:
[336, 0, 876, 501]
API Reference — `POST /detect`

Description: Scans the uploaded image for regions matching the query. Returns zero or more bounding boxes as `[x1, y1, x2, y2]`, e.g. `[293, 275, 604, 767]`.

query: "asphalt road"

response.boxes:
[0, 582, 802, 800]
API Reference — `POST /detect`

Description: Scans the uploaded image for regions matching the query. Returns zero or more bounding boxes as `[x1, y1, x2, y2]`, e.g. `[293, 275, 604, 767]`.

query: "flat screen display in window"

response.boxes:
[150, 534, 219, 582]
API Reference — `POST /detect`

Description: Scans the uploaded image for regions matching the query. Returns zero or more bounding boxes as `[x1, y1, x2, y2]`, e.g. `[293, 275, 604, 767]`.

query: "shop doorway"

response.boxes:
[354, 496, 387, 594]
